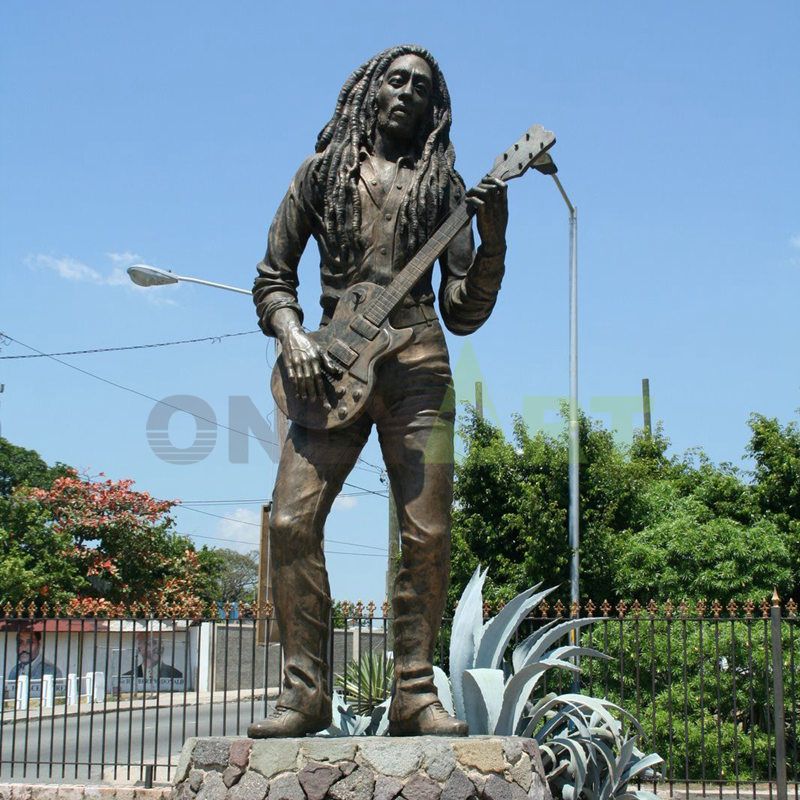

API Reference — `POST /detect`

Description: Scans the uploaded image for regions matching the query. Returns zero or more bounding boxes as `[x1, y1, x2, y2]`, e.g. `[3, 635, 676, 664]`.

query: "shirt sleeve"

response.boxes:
[437, 185, 506, 336]
[252, 156, 319, 337]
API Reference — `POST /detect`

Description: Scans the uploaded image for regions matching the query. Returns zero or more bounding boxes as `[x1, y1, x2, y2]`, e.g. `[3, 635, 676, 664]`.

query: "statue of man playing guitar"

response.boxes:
[250, 44, 548, 738]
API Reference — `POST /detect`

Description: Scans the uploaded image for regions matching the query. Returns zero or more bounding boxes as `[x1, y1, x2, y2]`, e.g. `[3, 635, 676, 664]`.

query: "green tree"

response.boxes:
[0, 436, 70, 496]
[450, 408, 797, 610]
[211, 548, 259, 602]
[0, 439, 222, 614]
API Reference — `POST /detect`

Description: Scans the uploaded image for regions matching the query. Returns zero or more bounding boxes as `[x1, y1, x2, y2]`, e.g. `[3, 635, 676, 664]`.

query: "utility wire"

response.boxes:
[186, 530, 386, 556]
[180, 490, 383, 505]
[0, 331, 260, 359]
[1, 332, 386, 488]
[177, 505, 388, 553]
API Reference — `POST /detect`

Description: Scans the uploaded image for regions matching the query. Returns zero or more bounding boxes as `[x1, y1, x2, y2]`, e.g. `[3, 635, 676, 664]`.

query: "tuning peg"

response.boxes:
[532, 152, 558, 175]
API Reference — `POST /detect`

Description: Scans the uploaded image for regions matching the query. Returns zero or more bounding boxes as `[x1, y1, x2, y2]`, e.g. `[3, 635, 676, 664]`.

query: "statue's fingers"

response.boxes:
[311, 360, 327, 406]
[294, 356, 309, 399]
[485, 176, 507, 191]
[302, 359, 318, 400]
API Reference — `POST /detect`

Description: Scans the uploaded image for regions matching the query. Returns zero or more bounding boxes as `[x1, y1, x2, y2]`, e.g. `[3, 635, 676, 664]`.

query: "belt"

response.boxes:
[320, 303, 438, 329]
[390, 303, 438, 328]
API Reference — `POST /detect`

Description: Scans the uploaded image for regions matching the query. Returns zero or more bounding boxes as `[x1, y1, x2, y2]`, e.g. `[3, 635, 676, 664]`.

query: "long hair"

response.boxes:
[314, 44, 464, 262]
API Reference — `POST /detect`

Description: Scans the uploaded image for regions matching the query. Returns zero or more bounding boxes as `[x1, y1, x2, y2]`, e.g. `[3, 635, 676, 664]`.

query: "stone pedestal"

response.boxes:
[171, 737, 551, 800]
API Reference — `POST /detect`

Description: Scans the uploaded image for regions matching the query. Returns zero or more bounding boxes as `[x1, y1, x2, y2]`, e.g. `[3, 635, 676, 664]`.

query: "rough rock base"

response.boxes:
[171, 737, 552, 800]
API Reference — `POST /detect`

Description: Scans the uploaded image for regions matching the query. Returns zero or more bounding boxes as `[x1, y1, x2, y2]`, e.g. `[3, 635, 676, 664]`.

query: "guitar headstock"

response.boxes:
[490, 124, 556, 182]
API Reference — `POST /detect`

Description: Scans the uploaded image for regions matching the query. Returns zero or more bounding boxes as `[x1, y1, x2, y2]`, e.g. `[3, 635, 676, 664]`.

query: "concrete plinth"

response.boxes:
[171, 737, 552, 800]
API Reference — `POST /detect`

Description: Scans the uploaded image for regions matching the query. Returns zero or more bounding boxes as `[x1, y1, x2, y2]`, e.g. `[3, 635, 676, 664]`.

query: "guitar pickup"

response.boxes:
[349, 315, 381, 340]
[327, 340, 359, 368]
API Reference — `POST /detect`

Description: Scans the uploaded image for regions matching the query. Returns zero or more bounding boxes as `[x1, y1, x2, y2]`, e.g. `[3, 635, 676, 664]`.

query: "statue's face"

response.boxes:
[376, 54, 433, 142]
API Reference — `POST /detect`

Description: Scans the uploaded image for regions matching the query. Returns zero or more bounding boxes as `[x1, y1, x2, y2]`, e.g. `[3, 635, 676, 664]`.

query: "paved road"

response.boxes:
[0, 699, 276, 784]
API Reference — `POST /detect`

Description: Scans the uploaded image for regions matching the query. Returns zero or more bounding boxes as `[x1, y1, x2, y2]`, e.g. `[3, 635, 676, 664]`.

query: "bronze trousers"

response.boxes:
[269, 320, 455, 722]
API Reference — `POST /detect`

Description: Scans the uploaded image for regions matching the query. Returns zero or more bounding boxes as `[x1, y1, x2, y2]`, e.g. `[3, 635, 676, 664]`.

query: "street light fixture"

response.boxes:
[127, 264, 251, 296]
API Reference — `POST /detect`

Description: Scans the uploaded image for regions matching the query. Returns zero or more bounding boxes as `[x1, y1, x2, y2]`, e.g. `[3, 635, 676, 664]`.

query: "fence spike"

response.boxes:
[540, 599, 551, 618]
[615, 600, 627, 619]
[554, 599, 565, 618]
[367, 600, 376, 618]
[355, 600, 364, 618]
[772, 587, 781, 607]
[585, 599, 596, 617]
[647, 599, 658, 618]
[381, 600, 390, 618]
[678, 599, 689, 619]
[696, 600, 707, 617]
[600, 599, 611, 618]
[760, 598, 771, 619]
[726, 599, 738, 617]
[663, 599, 674, 619]
[743, 599, 755, 618]
[711, 600, 722, 618]
[570, 600, 580, 618]
[631, 599, 642, 617]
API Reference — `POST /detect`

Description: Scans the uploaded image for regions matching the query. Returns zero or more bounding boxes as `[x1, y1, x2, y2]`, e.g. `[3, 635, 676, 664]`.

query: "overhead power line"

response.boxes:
[0, 331, 260, 359]
[177, 505, 388, 553]
[180, 490, 386, 505]
[185, 530, 386, 557]
[1, 331, 386, 486]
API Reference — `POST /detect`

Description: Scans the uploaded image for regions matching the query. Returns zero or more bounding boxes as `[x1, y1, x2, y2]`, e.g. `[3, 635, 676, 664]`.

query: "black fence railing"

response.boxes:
[0, 600, 796, 798]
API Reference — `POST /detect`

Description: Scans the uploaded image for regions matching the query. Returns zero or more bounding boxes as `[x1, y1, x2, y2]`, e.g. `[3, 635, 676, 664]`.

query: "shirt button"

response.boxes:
[379, 247, 387, 255]
[385, 214, 392, 221]
[371, 180, 378, 186]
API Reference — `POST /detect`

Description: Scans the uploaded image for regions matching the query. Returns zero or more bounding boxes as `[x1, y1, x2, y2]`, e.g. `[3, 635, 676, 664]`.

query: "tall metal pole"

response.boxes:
[552, 175, 580, 614]
[642, 378, 652, 437]
[256, 501, 273, 646]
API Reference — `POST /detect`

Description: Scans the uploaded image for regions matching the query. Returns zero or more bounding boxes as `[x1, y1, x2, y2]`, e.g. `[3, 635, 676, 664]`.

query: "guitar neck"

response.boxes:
[361, 202, 472, 327]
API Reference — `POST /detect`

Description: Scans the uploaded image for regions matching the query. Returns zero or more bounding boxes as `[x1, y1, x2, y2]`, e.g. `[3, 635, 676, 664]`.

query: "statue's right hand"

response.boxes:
[280, 327, 341, 403]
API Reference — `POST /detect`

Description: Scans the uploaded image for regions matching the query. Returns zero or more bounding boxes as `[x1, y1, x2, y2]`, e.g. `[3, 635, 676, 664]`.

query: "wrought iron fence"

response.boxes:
[0, 597, 796, 799]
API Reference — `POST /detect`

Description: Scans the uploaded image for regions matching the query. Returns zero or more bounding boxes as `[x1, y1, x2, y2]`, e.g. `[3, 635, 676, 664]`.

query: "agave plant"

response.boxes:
[334, 651, 394, 714]
[322, 690, 390, 737]
[438, 567, 607, 736]
[527, 693, 662, 800]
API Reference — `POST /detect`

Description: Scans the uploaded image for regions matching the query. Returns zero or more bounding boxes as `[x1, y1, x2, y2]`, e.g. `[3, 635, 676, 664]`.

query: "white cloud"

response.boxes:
[26, 251, 177, 305]
[332, 494, 358, 511]
[106, 251, 142, 266]
[212, 506, 261, 554]
[28, 254, 105, 284]
[790, 234, 800, 250]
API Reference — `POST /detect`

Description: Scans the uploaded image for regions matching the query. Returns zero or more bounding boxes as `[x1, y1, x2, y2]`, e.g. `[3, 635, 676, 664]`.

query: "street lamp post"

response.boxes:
[550, 175, 579, 618]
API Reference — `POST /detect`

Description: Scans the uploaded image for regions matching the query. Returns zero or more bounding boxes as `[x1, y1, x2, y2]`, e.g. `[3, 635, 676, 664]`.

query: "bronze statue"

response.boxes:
[249, 44, 552, 738]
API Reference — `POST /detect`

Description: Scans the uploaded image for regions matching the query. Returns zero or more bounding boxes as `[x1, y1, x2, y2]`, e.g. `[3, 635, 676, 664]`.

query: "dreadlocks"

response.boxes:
[314, 44, 464, 263]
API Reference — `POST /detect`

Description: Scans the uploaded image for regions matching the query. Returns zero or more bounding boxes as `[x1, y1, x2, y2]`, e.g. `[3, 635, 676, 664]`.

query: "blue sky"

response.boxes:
[1, 2, 798, 605]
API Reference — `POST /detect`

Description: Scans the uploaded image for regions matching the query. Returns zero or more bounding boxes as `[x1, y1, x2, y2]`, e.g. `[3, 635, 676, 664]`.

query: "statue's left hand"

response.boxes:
[466, 176, 508, 253]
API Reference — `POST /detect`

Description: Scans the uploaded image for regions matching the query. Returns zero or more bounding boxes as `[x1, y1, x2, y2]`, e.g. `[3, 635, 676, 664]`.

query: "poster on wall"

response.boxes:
[1, 621, 198, 702]
[111, 630, 189, 693]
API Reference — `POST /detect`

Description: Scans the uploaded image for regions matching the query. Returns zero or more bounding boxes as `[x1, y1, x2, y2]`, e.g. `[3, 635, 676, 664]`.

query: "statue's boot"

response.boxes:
[388, 700, 468, 736]
[387, 471, 466, 735]
[247, 705, 331, 738]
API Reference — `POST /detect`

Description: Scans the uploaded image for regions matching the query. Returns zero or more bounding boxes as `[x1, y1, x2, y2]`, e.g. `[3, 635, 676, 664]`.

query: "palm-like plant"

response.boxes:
[334, 651, 394, 714]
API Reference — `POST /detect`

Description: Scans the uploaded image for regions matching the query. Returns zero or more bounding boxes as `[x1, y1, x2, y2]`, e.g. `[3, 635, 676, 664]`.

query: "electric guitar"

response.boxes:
[271, 123, 556, 431]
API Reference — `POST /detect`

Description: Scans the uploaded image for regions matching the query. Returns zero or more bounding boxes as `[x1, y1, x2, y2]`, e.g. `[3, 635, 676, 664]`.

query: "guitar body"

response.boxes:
[270, 282, 414, 431]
